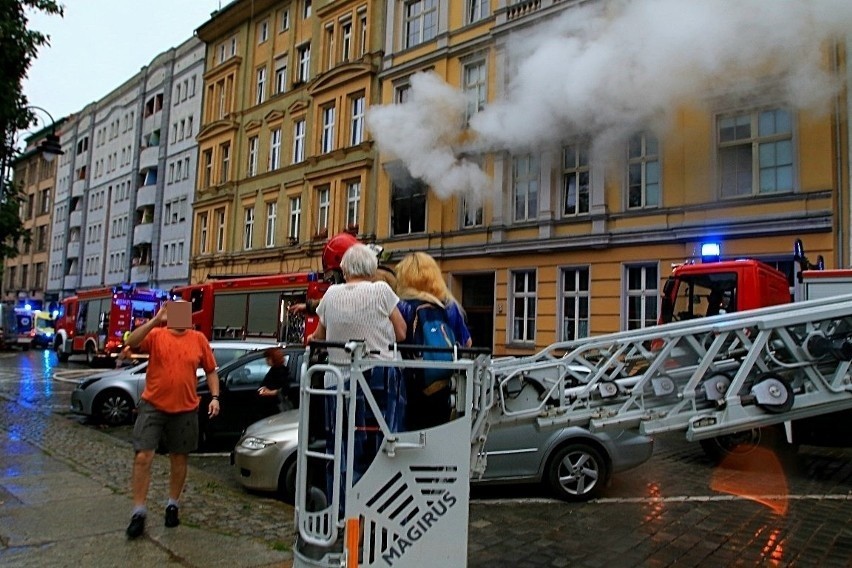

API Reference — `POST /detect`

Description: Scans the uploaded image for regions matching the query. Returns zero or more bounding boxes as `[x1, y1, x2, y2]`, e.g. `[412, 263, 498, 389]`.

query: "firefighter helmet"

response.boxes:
[322, 232, 360, 273]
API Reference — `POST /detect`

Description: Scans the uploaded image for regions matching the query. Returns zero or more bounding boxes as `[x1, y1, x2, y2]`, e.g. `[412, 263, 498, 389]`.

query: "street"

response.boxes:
[2, 348, 852, 566]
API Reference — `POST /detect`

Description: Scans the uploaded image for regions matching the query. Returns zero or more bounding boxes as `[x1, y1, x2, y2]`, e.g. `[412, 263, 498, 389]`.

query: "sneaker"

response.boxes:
[126, 513, 145, 539]
[164, 505, 180, 528]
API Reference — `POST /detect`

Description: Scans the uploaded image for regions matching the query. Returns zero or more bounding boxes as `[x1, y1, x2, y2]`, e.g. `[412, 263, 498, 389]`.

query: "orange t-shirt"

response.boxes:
[138, 327, 217, 413]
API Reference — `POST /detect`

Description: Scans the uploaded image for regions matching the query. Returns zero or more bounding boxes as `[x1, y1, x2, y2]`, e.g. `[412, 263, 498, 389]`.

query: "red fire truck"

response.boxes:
[170, 272, 327, 344]
[659, 240, 832, 324]
[54, 285, 169, 364]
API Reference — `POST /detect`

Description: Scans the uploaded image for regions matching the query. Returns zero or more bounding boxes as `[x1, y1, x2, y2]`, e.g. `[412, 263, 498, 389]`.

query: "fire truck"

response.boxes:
[54, 285, 169, 364]
[170, 272, 328, 345]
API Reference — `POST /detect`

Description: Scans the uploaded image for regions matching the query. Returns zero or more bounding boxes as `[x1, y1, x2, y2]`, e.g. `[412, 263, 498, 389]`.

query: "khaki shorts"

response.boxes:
[132, 399, 199, 454]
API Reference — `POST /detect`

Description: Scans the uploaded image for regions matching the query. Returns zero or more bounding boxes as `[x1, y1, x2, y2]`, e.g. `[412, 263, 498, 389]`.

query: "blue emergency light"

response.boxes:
[700, 242, 721, 263]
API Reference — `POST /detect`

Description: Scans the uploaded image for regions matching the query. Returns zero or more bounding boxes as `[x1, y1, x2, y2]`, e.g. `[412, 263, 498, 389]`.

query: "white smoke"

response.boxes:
[367, 0, 852, 200]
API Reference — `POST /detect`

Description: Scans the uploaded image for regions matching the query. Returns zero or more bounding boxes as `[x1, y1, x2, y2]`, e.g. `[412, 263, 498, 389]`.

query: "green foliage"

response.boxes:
[0, 0, 63, 264]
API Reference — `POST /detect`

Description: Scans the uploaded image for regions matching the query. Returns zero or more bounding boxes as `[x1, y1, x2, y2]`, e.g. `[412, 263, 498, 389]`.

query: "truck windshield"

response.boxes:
[662, 272, 738, 323]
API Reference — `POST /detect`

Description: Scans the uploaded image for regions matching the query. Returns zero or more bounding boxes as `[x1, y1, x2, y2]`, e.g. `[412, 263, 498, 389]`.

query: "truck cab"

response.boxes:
[660, 259, 791, 324]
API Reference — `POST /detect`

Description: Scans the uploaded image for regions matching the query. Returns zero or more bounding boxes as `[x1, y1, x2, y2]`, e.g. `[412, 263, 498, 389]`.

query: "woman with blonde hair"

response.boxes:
[395, 252, 471, 430]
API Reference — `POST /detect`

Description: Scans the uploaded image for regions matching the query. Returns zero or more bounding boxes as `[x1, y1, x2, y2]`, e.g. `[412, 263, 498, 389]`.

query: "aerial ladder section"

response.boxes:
[293, 295, 852, 567]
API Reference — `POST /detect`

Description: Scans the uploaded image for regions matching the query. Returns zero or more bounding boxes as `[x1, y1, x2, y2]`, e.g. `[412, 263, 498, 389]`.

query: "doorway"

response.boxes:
[459, 273, 495, 352]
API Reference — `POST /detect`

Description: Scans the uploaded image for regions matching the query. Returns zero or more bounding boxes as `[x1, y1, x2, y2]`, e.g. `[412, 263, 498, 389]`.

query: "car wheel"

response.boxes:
[545, 442, 608, 502]
[94, 389, 135, 426]
[278, 458, 298, 503]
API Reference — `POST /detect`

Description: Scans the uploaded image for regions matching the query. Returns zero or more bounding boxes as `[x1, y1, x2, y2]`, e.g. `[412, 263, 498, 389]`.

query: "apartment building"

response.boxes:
[192, 0, 384, 281]
[5, 123, 65, 308]
[371, 0, 849, 354]
[47, 37, 205, 297]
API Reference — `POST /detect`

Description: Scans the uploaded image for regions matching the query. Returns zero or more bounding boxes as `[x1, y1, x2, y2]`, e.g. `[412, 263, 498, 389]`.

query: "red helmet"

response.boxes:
[322, 232, 360, 273]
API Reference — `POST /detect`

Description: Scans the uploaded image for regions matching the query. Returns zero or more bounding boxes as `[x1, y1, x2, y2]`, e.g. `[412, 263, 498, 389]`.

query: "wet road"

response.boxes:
[3, 348, 852, 566]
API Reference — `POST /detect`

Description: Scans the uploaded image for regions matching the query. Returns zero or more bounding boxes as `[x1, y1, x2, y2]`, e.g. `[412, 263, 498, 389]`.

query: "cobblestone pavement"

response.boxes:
[2, 349, 852, 566]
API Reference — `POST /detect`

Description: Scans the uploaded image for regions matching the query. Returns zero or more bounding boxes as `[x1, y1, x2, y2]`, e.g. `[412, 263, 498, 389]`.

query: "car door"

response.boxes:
[205, 355, 275, 444]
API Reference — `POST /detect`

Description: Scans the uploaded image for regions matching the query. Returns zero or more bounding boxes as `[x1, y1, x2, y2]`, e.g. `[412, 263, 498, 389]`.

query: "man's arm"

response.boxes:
[126, 305, 166, 349]
[206, 370, 221, 417]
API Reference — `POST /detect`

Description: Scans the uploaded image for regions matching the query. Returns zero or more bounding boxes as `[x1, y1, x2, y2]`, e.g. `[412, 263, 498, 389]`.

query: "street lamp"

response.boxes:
[27, 105, 64, 162]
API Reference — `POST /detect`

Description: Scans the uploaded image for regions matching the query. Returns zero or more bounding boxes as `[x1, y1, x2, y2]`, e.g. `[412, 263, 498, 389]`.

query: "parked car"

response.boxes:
[195, 346, 305, 451]
[70, 340, 277, 426]
[232, 371, 654, 503]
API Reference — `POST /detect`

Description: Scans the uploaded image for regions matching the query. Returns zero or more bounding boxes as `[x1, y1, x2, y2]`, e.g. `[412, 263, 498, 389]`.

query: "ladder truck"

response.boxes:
[293, 294, 852, 567]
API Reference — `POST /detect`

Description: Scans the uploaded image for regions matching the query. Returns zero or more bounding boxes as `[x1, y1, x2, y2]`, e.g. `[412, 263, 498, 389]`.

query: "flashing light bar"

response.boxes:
[700, 242, 721, 262]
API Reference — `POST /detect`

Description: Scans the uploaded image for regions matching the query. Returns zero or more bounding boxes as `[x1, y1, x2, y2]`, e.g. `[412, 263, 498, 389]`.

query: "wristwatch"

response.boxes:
[211, 395, 220, 400]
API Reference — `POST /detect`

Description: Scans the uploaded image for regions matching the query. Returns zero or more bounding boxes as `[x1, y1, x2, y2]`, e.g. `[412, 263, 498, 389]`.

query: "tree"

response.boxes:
[0, 0, 63, 266]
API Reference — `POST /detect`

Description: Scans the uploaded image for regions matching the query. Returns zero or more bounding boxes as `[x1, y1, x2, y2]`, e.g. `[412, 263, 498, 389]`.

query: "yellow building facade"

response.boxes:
[193, 0, 386, 281]
[192, 0, 849, 357]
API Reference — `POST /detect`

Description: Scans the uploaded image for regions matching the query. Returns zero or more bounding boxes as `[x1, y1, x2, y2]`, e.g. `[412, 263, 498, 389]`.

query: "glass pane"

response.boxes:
[775, 109, 792, 134]
[776, 140, 793, 166]
[759, 110, 775, 136]
[563, 146, 576, 167]
[644, 265, 657, 287]
[645, 136, 658, 156]
[776, 165, 793, 191]
[759, 142, 776, 167]
[579, 268, 589, 291]
[760, 168, 776, 192]
[646, 182, 660, 206]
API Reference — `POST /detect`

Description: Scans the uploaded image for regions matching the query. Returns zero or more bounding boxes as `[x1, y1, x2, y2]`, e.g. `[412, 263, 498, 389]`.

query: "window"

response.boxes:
[258, 19, 269, 43]
[627, 133, 660, 209]
[560, 267, 590, 341]
[279, 8, 290, 30]
[511, 270, 536, 343]
[168, 163, 175, 184]
[265, 202, 277, 247]
[293, 119, 306, 163]
[203, 150, 213, 187]
[243, 206, 254, 250]
[297, 44, 311, 83]
[719, 108, 793, 197]
[341, 21, 352, 61]
[289, 196, 301, 240]
[324, 25, 335, 69]
[625, 264, 658, 330]
[39, 188, 50, 214]
[274, 58, 288, 94]
[219, 142, 231, 183]
[512, 153, 539, 222]
[304, 0, 312, 18]
[256, 67, 267, 105]
[316, 186, 330, 235]
[359, 13, 368, 56]
[269, 128, 282, 170]
[218, 43, 226, 63]
[215, 208, 226, 252]
[199, 212, 209, 253]
[346, 180, 360, 227]
[463, 60, 486, 121]
[466, 0, 488, 23]
[395, 83, 411, 104]
[391, 177, 427, 235]
[247, 136, 259, 177]
[230, 37, 237, 57]
[404, 0, 438, 49]
[562, 141, 590, 216]
[321, 105, 336, 153]
[350, 95, 365, 145]
[462, 194, 483, 228]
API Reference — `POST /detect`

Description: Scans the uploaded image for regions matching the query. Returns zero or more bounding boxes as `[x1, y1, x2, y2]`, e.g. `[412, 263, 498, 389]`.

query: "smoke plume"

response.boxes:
[367, 0, 852, 200]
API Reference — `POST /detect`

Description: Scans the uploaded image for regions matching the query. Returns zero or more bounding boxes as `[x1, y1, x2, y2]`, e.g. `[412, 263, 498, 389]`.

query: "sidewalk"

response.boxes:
[0, 396, 294, 568]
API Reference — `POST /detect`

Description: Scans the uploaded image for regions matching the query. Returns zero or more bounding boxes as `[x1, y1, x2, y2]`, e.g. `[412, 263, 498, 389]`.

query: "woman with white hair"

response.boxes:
[309, 244, 406, 488]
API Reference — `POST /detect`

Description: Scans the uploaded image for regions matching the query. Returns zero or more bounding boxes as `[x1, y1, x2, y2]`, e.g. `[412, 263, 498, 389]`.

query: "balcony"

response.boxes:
[130, 264, 151, 284]
[66, 240, 80, 258]
[139, 146, 159, 170]
[68, 210, 83, 228]
[133, 223, 154, 245]
[136, 184, 156, 207]
[71, 178, 86, 197]
[63, 274, 78, 289]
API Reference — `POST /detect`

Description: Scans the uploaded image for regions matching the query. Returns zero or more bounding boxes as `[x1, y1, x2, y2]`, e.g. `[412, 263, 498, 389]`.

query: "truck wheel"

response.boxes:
[94, 390, 135, 426]
[55, 338, 70, 363]
[545, 442, 608, 502]
[85, 344, 96, 366]
[699, 428, 765, 462]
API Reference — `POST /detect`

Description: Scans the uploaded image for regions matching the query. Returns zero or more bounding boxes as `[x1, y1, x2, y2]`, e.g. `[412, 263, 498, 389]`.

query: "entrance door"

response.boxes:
[460, 274, 495, 352]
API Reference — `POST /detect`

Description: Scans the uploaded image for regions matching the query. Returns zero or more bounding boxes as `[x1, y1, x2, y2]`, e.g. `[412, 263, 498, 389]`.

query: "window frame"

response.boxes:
[265, 201, 277, 248]
[562, 140, 591, 216]
[623, 263, 659, 331]
[559, 266, 590, 341]
[512, 153, 539, 222]
[510, 269, 537, 344]
[243, 206, 255, 250]
[627, 132, 660, 209]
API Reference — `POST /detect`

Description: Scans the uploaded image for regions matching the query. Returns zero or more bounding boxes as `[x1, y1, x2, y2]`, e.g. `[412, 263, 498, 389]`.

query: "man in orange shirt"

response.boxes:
[124, 301, 220, 539]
